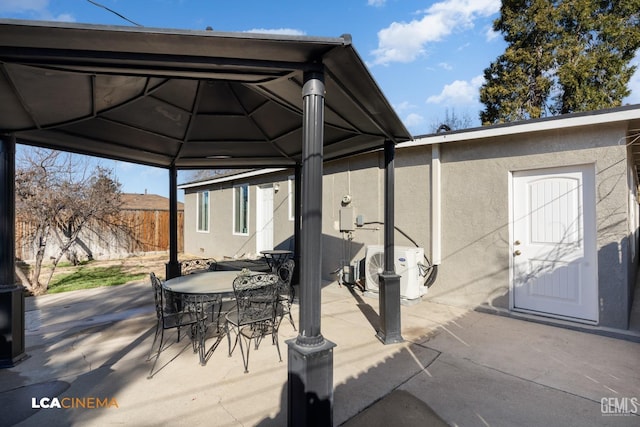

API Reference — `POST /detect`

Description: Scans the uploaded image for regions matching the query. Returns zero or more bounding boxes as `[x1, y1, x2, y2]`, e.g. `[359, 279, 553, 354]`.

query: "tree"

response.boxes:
[480, 0, 640, 125]
[15, 148, 123, 295]
[429, 108, 474, 132]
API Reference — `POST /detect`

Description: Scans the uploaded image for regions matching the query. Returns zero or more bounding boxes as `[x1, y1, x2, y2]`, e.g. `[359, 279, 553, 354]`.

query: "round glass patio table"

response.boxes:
[163, 270, 246, 365]
[163, 270, 241, 297]
[260, 250, 293, 272]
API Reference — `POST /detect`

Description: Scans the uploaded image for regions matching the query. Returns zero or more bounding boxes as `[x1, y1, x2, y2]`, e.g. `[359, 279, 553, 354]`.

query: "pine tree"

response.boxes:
[480, 0, 640, 125]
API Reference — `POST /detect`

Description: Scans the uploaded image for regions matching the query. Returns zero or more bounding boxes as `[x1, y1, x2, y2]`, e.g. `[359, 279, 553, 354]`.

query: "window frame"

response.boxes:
[233, 184, 249, 235]
[196, 190, 210, 233]
[288, 175, 295, 221]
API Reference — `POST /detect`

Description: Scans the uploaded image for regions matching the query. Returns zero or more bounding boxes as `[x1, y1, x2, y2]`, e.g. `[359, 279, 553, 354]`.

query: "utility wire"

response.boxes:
[86, 0, 143, 27]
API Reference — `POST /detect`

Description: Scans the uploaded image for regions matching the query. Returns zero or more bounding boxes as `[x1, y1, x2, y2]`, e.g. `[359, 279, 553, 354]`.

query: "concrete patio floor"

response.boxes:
[1, 276, 639, 426]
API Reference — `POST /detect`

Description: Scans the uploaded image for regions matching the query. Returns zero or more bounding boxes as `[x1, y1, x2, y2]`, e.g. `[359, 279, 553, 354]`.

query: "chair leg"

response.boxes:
[238, 331, 250, 374]
[147, 322, 161, 361]
[288, 311, 296, 331]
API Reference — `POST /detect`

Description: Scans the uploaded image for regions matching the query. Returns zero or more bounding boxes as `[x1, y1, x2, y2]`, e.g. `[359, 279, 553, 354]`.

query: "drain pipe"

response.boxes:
[432, 143, 442, 267]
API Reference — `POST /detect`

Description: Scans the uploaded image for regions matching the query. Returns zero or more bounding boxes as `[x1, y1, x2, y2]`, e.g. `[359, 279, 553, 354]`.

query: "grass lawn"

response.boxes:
[48, 265, 147, 294]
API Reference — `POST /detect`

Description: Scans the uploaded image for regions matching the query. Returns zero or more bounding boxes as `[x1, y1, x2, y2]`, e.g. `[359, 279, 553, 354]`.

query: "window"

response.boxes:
[197, 190, 209, 232]
[233, 184, 249, 235]
[288, 176, 295, 221]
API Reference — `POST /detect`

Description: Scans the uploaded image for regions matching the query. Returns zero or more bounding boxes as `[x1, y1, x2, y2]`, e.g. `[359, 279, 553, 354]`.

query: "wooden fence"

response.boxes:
[15, 209, 184, 261]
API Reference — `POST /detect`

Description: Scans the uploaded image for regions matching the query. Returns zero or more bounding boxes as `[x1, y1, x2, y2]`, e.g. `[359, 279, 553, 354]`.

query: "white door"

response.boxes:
[256, 185, 274, 253]
[512, 165, 598, 323]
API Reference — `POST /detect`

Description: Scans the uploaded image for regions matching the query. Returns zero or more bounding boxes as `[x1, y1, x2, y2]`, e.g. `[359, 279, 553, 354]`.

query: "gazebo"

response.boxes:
[0, 19, 411, 425]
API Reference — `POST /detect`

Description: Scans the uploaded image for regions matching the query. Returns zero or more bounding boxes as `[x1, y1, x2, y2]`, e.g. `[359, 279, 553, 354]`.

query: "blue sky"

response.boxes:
[4, 0, 640, 199]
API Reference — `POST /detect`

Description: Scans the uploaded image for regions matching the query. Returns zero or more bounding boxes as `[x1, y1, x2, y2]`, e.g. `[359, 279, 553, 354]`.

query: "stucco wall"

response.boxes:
[183, 172, 295, 259]
[181, 121, 637, 329]
[318, 147, 432, 280]
[428, 123, 634, 328]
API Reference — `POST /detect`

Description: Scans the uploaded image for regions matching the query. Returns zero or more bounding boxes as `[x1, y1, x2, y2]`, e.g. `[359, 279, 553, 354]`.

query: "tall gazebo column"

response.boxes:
[376, 139, 403, 344]
[166, 165, 181, 279]
[0, 134, 25, 367]
[287, 68, 336, 426]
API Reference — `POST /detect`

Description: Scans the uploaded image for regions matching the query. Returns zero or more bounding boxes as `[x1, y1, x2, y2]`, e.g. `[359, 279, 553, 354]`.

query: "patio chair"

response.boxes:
[147, 272, 207, 378]
[276, 259, 296, 331]
[225, 273, 281, 373]
[180, 258, 217, 275]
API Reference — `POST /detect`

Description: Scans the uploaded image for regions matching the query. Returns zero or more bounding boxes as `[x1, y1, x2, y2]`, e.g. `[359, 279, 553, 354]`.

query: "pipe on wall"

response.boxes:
[431, 143, 442, 265]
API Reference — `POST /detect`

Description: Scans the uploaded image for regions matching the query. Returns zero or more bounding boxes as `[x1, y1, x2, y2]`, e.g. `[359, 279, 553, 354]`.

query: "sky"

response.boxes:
[3, 0, 640, 199]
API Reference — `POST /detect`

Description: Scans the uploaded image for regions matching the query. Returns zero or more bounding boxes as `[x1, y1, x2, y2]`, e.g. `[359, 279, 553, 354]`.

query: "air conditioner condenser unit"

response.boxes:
[364, 245, 427, 300]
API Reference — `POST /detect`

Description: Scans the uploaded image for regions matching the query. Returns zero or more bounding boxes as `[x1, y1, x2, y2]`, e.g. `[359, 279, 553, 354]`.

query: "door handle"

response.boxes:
[514, 250, 522, 256]
[514, 240, 521, 245]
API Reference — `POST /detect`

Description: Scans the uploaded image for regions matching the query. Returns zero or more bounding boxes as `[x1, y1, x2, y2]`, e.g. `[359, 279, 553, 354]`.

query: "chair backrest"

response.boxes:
[180, 258, 217, 275]
[276, 259, 295, 298]
[150, 272, 164, 320]
[232, 273, 279, 322]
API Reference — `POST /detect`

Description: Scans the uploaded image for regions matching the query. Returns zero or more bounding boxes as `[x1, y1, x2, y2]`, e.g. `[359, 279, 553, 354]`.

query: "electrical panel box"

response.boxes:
[339, 207, 354, 231]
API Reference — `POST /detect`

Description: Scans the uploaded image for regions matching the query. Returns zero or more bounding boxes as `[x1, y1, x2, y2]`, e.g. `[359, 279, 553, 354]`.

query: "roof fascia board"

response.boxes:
[178, 168, 286, 189]
[400, 106, 640, 148]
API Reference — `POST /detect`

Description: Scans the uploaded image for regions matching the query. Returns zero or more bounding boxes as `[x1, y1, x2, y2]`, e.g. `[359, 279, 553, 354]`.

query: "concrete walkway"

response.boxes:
[1, 278, 639, 426]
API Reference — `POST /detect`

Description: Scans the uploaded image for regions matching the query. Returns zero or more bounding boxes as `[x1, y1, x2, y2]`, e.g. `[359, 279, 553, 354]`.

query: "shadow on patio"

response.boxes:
[1, 273, 639, 426]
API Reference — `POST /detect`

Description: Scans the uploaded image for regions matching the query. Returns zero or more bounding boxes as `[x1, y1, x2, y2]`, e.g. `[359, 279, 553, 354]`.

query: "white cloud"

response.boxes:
[371, 0, 500, 65]
[485, 26, 501, 42]
[403, 113, 425, 128]
[0, 0, 48, 13]
[0, 0, 74, 22]
[53, 13, 75, 22]
[368, 0, 387, 7]
[393, 101, 416, 113]
[245, 28, 306, 36]
[439, 62, 453, 71]
[427, 75, 485, 105]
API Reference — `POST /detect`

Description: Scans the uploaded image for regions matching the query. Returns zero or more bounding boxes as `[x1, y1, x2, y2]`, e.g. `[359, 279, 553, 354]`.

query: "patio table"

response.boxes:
[163, 270, 245, 365]
[260, 250, 293, 273]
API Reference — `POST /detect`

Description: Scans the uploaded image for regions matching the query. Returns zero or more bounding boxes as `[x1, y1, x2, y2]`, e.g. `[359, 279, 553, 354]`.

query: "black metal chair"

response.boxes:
[147, 272, 207, 378]
[180, 258, 217, 275]
[276, 259, 296, 330]
[225, 273, 281, 373]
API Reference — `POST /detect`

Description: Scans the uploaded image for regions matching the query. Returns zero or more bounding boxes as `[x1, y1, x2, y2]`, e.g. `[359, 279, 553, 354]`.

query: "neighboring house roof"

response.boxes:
[120, 193, 184, 211]
[178, 168, 287, 189]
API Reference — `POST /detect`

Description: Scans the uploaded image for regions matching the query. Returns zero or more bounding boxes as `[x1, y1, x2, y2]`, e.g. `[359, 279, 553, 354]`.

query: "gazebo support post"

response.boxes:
[0, 134, 25, 368]
[292, 164, 302, 287]
[376, 139, 403, 344]
[287, 69, 336, 427]
[166, 165, 181, 279]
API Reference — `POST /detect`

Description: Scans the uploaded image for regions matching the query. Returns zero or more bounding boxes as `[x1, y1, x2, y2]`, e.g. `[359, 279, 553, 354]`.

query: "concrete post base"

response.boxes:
[0, 287, 26, 368]
[286, 338, 337, 427]
[376, 272, 404, 345]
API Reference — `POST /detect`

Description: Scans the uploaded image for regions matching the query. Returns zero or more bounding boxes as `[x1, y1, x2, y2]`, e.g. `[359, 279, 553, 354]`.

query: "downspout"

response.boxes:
[432, 143, 442, 266]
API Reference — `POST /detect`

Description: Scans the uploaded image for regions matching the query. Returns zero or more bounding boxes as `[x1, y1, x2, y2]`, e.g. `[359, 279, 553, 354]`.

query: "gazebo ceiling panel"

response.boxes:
[5, 63, 94, 127]
[94, 75, 150, 112]
[0, 19, 411, 168]
[101, 96, 190, 140]
[58, 119, 182, 158]
[188, 116, 266, 142]
[150, 78, 199, 112]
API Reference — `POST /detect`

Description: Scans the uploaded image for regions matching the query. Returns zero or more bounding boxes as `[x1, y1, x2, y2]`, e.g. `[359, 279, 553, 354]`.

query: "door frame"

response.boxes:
[508, 163, 599, 324]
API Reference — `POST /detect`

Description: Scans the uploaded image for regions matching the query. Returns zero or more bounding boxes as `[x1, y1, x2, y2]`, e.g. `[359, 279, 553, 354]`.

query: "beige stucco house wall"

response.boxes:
[179, 106, 640, 330]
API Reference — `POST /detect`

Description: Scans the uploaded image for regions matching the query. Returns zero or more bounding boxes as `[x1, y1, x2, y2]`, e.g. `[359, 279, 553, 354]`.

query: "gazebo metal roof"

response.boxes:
[0, 19, 411, 167]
